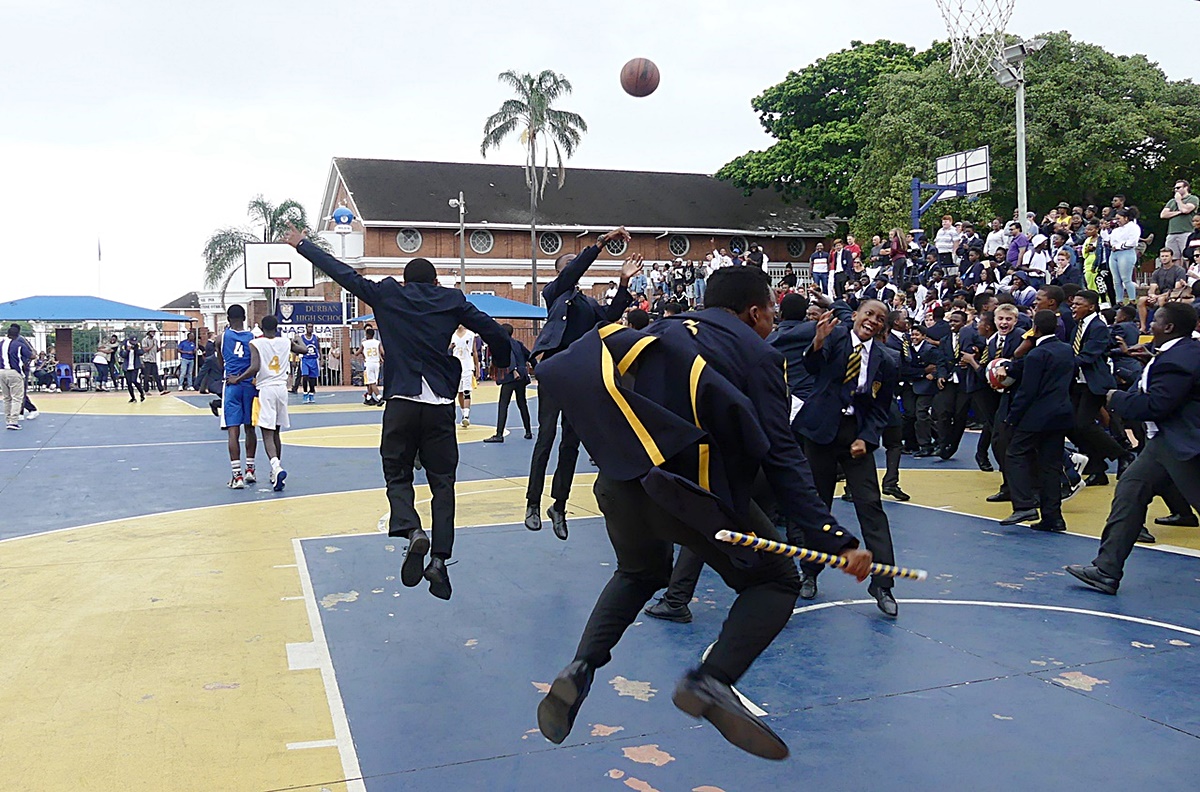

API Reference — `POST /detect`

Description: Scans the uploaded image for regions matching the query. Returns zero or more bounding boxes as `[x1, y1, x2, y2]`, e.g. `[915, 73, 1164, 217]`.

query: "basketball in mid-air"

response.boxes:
[620, 58, 660, 97]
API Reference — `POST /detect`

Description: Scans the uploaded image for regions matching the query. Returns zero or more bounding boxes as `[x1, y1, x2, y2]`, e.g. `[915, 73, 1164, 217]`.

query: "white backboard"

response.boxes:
[935, 145, 991, 200]
[244, 243, 316, 289]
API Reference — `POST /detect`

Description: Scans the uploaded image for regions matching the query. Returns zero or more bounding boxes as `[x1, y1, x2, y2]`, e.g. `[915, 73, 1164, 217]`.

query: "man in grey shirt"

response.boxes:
[140, 329, 168, 395]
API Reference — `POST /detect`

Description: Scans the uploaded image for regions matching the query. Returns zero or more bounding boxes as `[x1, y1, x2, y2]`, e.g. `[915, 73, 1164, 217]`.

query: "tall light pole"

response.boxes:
[448, 192, 466, 290]
[992, 39, 1047, 228]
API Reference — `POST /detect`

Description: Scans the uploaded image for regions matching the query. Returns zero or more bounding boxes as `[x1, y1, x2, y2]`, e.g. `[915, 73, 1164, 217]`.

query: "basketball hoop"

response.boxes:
[272, 278, 290, 293]
[934, 0, 1016, 78]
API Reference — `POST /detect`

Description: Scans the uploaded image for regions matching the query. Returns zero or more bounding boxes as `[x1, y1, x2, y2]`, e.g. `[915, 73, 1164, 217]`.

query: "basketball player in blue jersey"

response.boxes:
[216, 304, 259, 489]
[299, 324, 320, 404]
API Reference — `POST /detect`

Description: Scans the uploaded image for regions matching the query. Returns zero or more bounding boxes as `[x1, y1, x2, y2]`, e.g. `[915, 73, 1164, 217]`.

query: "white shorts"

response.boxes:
[458, 370, 473, 394]
[255, 384, 290, 431]
[365, 363, 380, 385]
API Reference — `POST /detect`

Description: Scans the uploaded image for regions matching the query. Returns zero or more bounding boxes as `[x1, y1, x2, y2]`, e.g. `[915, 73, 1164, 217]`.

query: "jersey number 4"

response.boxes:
[233, 342, 245, 358]
[268, 355, 282, 373]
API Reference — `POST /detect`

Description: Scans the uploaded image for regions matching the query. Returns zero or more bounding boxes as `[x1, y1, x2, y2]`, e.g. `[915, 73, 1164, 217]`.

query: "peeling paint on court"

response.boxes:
[1056, 672, 1109, 691]
[622, 778, 661, 792]
[592, 723, 624, 736]
[319, 591, 359, 609]
[623, 744, 674, 766]
[610, 676, 657, 701]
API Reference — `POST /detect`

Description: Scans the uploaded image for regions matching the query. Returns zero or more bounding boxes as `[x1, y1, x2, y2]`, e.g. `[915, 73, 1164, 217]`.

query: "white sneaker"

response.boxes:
[1062, 477, 1086, 502]
[1071, 453, 1089, 480]
[244, 466, 257, 484]
[228, 473, 245, 489]
[25, 411, 38, 420]
[461, 418, 470, 429]
[7, 422, 20, 429]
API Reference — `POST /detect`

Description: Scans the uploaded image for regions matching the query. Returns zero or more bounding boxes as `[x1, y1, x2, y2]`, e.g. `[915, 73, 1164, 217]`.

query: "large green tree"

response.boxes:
[716, 40, 947, 218]
[481, 70, 587, 303]
[852, 32, 1200, 239]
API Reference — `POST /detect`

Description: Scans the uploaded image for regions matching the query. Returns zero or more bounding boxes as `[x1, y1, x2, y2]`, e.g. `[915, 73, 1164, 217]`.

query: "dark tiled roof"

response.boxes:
[161, 292, 200, 310]
[333, 158, 833, 235]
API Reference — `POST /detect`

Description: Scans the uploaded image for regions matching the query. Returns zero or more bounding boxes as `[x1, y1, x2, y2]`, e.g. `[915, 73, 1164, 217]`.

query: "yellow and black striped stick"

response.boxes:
[715, 530, 928, 581]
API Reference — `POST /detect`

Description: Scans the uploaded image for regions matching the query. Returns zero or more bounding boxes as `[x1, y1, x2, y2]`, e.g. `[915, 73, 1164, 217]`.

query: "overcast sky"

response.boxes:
[1, 0, 1194, 309]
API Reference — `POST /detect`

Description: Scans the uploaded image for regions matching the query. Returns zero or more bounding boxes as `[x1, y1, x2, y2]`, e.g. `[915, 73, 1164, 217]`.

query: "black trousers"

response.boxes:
[1094, 437, 1200, 580]
[972, 388, 999, 465]
[1006, 428, 1065, 520]
[126, 367, 145, 399]
[142, 362, 163, 393]
[802, 416, 896, 587]
[1069, 385, 1126, 474]
[381, 399, 459, 559]
[575, 475, 800, 685]
[526, 389, 580, 506]
[495, 380, 531, 435]
[881, 424, 903, 490]
[912, 392, 935, 448]
[898, 384, 918, 450]
[934, 381, 971, 455]
[991, 396, 1013, 488]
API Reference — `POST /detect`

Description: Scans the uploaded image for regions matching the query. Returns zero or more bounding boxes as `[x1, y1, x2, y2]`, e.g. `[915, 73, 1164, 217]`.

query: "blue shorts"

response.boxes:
[221, 381, 258, 428]
[301, 359, 320, 378]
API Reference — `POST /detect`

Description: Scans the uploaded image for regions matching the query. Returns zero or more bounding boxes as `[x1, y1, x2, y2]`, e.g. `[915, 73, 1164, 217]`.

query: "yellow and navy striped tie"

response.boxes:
[980, 341, 990, 364]
[844, 343, 862, 385]
[901, 335, 910, 359]
[1073, 322, 1085, 354]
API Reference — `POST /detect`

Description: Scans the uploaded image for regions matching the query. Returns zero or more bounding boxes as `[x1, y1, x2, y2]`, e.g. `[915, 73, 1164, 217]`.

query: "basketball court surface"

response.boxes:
[2, 384, 1198, 790]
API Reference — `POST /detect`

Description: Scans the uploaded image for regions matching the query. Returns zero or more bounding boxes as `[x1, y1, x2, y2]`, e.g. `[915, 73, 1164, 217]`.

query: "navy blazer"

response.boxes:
[908, 341, 940, 395]
[537, 313, 859, 561]
[884, 332, 911, 385]
[767, 319, 818, 400]
[296, 239, 510, 400]
[1072, 314, 1117, 395]
[532, 245, 631, 360]
[1109, 336, 1200, 461]
[495, 337, 532, 385]
[796, 326, 896, 448]
[1006, 337, 1076, 432]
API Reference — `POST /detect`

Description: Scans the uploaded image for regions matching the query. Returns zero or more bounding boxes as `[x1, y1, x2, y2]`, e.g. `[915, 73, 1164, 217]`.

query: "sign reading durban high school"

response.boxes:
[276, 300, 346, 326]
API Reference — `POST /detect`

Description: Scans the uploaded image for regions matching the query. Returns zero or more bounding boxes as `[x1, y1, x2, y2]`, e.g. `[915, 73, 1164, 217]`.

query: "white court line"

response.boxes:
[700, 641, 768, 716]
[0, 439, 225, 453]
[286, 739, 338, 751]
[793, 598, 1200, 638]
[291, 537, 366, 792]
[891, 498, 1200, 560]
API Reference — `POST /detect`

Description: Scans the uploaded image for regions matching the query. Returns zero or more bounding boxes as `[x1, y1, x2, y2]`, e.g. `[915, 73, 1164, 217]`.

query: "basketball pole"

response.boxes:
[1015, 66, 1028, 229]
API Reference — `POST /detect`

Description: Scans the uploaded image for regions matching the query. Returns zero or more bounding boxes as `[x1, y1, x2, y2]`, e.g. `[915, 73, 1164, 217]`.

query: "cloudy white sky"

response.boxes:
[1, 0, 1194, 309]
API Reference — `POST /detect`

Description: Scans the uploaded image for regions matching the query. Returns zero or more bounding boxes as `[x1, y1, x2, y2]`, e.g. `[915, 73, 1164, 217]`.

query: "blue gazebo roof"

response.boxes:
[0, 295, 193, 323]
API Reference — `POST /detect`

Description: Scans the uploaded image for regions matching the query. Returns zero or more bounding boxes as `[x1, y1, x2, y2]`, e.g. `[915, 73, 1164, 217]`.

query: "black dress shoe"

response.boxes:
[986, 489, 1011, 503]
[1137, 528, 1156, 544]
[1029, 519, 1066, 533]
[672, 670, 789, 760]
[644, 598, 693, 623]
[400, 528, 430, 587]
[1000, 508, 1039, 526]
[977, 459, 994, 472]
[547, 504, 568, 540]
[524, 431, 533, 439]
[1116, 452, 1136, 479]
[913, 447, 936, 458]
[938, 446, 954, 461]
[538, 660, 594, 744]
[1084, 472, 1109, 487]
[799, 574, 817, 600]
[1065, 564, 1118, 595]
[867, 583, 898, 617]
[482, 434, 504, 443]
[423, 557, 452, 600]
[882, 485, 910, 502]
[840, 490, 854, 502]
[524, 504, 542, 532]
[1155, 513, 1200, 527]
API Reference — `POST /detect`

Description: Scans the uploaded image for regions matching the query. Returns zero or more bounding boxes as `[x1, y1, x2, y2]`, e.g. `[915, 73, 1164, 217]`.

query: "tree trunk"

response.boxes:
[529, 169, 539, 307]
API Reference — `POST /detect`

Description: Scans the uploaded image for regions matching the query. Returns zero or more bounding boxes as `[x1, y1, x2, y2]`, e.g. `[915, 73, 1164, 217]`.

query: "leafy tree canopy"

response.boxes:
[720, 33, 1200, 242]
[716, 39, 947, 217]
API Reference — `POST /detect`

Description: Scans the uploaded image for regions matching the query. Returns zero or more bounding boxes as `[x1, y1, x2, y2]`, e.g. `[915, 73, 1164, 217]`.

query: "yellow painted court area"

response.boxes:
[0, 476, 598, 792]
[284, 422, 504, 448]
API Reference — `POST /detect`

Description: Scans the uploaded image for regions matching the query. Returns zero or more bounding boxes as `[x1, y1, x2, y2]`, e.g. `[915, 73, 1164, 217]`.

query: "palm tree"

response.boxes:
[481, 70, 587, 303]
[202, 196, 323, 306]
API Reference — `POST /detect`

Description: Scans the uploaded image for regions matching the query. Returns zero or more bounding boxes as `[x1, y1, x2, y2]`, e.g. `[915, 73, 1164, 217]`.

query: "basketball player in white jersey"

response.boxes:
[362, 326, 385, 406]
[449, 326, 478, 428]
[228, 314, 307, 491]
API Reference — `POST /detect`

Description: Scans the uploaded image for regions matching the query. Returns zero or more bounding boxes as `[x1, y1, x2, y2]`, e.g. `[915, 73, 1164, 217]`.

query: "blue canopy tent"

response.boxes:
[0, 295, 193, 324]
[0, 296, 193, 391]
[351, 292, 547, 323]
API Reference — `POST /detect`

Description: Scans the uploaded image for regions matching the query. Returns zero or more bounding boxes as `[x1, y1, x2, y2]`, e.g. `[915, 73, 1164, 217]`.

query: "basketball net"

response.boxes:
[935, 0, 1015, 78]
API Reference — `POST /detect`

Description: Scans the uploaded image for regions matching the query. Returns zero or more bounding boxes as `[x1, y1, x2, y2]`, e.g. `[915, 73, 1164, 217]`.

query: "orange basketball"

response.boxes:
[620, 58, 660, 97]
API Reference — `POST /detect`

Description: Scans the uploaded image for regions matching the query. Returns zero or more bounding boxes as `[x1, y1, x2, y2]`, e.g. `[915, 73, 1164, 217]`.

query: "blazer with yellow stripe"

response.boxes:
[536, 309, 859, 564]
